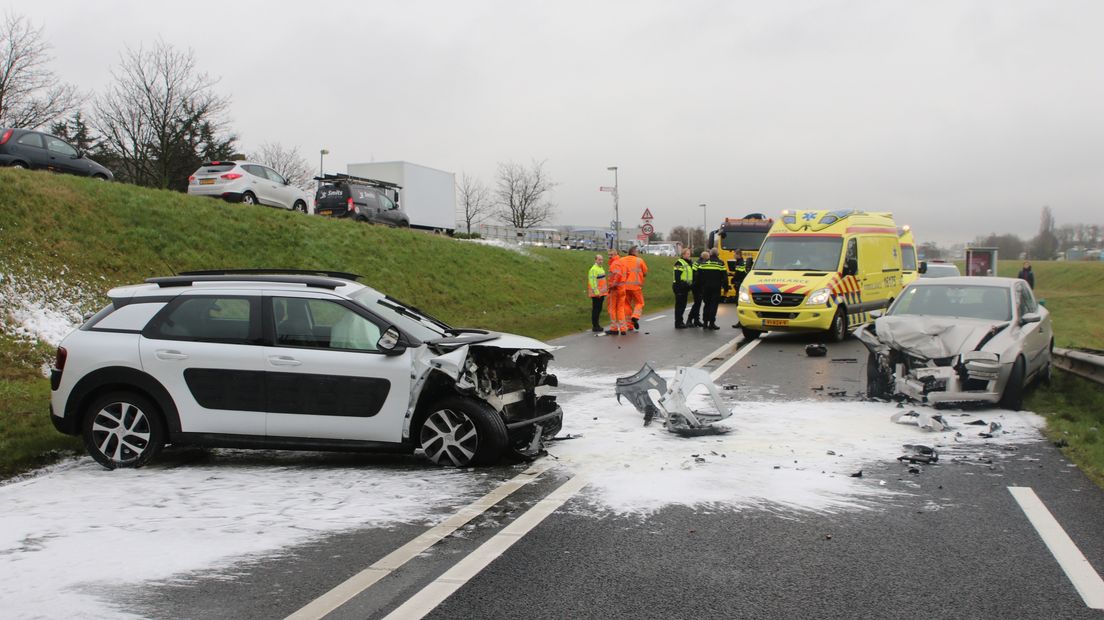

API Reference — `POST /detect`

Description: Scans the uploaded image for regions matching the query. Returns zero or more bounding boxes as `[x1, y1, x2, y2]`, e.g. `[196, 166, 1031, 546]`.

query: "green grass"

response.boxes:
[1025, 370, 1104, 487]
[0, 168, 675, 476]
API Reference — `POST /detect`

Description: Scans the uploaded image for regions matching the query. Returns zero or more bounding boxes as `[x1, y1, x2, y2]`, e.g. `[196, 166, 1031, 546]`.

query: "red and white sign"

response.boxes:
[637, 233, 649, 242]
[640, 208, 654, 220]
[641, 223, 655, 235]
[599, 186, 616, 192]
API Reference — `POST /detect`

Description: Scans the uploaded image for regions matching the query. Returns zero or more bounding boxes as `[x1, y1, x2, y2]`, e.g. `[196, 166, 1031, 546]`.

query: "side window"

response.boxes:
[272, 297, 381, 352]
[146, 297, 257, 343]
[379, 194, 397, 210]
[16, 133, 44, 148]
[45, 136, 79, 157]
[264, 167, 286, 184]
[1017, 283, 1037, 316]
[242, 164, 265, 178]
[352, 186, 380, 209]
[844, 238, 858, 271]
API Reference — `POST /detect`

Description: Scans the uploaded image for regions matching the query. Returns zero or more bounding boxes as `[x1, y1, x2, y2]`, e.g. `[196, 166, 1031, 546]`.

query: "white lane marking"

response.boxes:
[1008, 487, 1104, 609]
[285, 463, 554, 620]
[692, 335, 744, 368]
[383, 475, 589, 620]
[710, 339, 761, 381]
[643, 315, 666, 322]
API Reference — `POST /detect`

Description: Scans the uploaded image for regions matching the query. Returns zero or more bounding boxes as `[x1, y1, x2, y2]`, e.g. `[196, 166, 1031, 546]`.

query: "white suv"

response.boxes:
[49, 271, 562, 469]
[187, 161, 313, 213]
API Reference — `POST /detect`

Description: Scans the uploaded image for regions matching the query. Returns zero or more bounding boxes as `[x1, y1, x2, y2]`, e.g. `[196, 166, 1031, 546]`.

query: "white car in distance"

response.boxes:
[188, 161, 312, 213]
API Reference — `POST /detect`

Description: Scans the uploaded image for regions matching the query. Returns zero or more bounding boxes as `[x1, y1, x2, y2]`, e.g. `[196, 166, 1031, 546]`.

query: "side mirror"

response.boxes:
[377, 326, 406, 355]
[918, 261, 927, 274]
[1021, 312, 1042, 325]
[842, 258, 858, 277]
[1037, 299, 1046, 307]
[869, 308, 885, 319]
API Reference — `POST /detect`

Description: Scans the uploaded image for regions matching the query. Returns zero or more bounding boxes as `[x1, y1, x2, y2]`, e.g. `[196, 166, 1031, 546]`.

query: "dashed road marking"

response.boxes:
[692, 335, 744, 369]
[710, 339, 761, 381]
[643, 315, 666, 322]
[285, 463, 553, 620]
[1008, 486, 1104, 610]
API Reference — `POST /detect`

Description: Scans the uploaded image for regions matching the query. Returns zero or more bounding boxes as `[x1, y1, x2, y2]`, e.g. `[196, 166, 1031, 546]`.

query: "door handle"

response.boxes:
[268, 355, 302, 366]
[155, 349, 189, 360]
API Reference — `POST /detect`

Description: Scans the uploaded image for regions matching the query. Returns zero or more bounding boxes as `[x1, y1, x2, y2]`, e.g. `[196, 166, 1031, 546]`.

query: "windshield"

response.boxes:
[901, 245, 917, 270]
[720, 230, 769, 252]
[350, 288, 449, 341]
[890, 284, 1011, 321]
[754, 236, 843, 271]
[922, 264, 960, 278]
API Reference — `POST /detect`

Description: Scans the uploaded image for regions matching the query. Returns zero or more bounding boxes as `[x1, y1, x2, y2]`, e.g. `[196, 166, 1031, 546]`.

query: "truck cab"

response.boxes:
[735, 210, 905, 342]
[710, 214, 772, 301]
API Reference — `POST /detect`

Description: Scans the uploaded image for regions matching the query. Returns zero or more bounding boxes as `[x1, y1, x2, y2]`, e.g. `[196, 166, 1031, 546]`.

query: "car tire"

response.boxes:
[92, 174, 108, 181]
[293, 200, 307, 213]
[419, 396, 508, 467]
[741, 327, 761, 341]
[241, 192, 257, 205]
[81, 391, 166, 469]
[10, 161, 28, 169]
[999, 356, 1026, 411]
[826, 308, 848, 343]
[866, 351, 893, 399]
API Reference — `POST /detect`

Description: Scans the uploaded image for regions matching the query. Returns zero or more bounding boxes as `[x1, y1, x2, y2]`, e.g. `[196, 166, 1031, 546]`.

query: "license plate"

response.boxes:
[318, 210, 332, 216]
[199, 178, 215, 185]
[763, 319, 788, 327]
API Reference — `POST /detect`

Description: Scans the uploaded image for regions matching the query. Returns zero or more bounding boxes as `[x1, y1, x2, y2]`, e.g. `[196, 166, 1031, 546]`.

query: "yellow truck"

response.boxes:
[736, 210, 905, 342]
[708, 214, 773, 302]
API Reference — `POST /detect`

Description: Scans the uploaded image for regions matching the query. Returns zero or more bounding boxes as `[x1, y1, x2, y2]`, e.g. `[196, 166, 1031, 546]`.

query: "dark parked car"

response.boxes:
[314, 173, 409, 227]
[0, 128, 114, 180]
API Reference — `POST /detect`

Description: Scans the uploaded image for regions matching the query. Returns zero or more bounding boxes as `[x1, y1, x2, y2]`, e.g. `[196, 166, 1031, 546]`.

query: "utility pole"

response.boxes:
[608, 166, 619, 250]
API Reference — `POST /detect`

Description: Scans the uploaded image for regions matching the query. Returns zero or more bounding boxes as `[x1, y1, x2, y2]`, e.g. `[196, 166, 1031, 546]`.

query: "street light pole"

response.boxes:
[700, 203, 707, 251]
[607, 166, 619, 250]
[319, 149, 329, 178]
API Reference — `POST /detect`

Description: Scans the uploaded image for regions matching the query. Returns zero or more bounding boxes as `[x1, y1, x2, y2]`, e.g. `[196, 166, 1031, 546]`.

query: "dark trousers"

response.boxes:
[673, 285, 689, 325]
[702, 288, 722, 325]
[687, 289, 702, 322]
[591, 296, 605, 328]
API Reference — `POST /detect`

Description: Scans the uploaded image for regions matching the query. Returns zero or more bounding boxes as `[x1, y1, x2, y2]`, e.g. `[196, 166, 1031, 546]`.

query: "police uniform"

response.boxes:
[587, 262, 608, 332]
[672, 256, 693, 328]
[696, 257, 728, 329]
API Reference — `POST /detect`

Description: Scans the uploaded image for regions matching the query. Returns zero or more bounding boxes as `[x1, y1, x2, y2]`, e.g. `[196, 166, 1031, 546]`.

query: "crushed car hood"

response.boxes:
[870, 315, 1007, 360]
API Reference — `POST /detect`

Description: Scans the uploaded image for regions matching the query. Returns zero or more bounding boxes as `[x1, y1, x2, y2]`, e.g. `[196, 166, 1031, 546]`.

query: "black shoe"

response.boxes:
[675, 323, 686, 329]
[709, 323, 721, 330]
[632, 318, 640, 330]
[605, 330, 620, 336]
[592, 326, 603, 332]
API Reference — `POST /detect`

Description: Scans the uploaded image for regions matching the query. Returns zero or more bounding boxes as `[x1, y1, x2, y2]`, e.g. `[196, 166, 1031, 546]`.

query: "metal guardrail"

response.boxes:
[1052, 347, 1104, 385]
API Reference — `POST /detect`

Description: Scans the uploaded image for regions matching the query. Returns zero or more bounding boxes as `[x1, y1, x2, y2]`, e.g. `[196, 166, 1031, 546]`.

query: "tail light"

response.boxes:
[221, 173, 243, 180]
[348, 198, 357, 214]
[188, 175, 196, 182]
[0, 129, 12, 144]
[55, 347, 67, 371]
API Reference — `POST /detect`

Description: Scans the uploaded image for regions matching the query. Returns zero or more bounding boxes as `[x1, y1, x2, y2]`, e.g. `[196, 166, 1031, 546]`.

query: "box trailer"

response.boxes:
[346, 161, 456, 233]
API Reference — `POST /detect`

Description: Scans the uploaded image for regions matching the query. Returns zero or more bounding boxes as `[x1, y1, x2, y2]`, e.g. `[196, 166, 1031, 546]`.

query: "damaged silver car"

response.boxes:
[49, 270, 562, 469]
[856, 277, 1052, 410]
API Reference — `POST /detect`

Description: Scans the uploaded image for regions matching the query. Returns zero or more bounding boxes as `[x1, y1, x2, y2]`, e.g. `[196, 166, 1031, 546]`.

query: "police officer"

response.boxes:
[731, 250, 749, 291]
[697, 249, 728, 330]
[686, 250, 709, 327]
[587, 254, 608, 332]
[672, 248, 694, 328]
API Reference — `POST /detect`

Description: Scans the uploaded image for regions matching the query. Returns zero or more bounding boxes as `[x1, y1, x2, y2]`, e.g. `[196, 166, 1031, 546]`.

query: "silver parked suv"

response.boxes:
[188, 161, 312, 212]
[49, 270, 563, 469]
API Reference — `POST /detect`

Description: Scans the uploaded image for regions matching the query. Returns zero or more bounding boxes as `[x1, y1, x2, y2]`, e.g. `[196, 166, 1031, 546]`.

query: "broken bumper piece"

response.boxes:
[616, 364, 732, 435]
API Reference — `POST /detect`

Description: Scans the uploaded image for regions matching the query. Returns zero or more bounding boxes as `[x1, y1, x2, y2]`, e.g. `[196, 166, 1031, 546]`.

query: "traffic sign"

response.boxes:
[641, 223, 655, 235]
[599, 186, 616, 192]
[640, 208, 654, 220]
[636, 233, 649, 242]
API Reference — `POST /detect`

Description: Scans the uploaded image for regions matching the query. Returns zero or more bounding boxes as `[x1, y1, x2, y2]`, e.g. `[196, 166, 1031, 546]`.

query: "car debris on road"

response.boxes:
[615, 364, 732, 436]
[890, 409, 951, 431]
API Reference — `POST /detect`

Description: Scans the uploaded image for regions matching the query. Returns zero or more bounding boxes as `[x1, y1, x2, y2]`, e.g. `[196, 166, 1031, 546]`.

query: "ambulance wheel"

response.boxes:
[741, 327, 761, 341]
[827, 309, 848, 343]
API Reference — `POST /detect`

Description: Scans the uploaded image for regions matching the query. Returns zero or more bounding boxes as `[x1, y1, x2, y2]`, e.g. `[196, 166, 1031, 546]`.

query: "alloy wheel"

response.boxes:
[420, 408, 479, 466]
[90, 401, 153, 465]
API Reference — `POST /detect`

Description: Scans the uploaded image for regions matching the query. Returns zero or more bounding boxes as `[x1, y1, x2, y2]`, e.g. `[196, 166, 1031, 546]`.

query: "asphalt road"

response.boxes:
[123, 304, 1104, 619]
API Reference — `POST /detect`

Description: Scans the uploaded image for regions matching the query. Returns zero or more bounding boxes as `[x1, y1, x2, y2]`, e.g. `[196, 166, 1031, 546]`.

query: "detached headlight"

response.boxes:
[805, 288, 831, 305]
[738, 287, 750, 303]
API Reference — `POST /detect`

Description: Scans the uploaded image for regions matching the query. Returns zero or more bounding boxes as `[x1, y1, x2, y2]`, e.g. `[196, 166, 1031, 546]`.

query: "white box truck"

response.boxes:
[346, 161, 456, 233]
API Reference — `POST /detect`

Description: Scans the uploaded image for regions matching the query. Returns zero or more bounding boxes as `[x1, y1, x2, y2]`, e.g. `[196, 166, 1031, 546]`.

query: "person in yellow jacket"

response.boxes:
[618, 246, 649, 331]
[587, 254, 608, 332]
[606, 249, 627, 335]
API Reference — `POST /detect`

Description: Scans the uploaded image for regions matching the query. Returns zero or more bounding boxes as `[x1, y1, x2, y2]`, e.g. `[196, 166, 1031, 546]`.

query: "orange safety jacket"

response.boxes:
[619, 255, 648, 289]
[607, 257, 626, 290]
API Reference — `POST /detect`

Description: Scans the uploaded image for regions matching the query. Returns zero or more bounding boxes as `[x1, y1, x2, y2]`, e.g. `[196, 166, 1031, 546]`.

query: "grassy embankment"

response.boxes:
[0, 168, 675, 476]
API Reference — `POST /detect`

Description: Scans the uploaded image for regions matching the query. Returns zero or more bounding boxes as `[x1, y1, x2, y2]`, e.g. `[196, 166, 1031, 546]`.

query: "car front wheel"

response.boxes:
[419, 396, 507, 467]
[827, 308, 848, 343]
[293, 200, 307, 213]
[82, 392, 166, 469]
[999, 357, 1026, 411]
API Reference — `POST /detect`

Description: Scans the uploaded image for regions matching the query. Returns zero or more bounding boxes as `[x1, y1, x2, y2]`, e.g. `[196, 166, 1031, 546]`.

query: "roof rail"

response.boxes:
[147, 273, 355, 290]
[179, 269, 361, 280]
[313, 173, 401, 189]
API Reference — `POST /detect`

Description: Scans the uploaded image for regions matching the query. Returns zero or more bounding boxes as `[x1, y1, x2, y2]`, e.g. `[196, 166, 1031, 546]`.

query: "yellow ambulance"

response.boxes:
[898, 226, 926, 286]
[735, 210, 905, 342]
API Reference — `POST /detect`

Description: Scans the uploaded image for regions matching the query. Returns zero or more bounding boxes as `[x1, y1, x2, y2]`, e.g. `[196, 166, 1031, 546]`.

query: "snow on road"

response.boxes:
[0, 363, 1046, 618]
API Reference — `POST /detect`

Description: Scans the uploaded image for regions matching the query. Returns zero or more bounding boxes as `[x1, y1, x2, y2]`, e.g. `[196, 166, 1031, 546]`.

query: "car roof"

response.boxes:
[908, 276, 1015, 288]
[109, 275, 369, 301]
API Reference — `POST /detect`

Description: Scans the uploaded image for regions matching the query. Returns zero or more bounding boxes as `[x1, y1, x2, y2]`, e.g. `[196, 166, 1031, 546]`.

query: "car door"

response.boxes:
[263, 166, 294, 209]
[263, 294, 413, 443]
[12, 132, 50, 168]
[242, 164, 275, 205]
[138, 294, 267, 437]
[1014, 282, 1050, 375]
[43, 135, 88, 175]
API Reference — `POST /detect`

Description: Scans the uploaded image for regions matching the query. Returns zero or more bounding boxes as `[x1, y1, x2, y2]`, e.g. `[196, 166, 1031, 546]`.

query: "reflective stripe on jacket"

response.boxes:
[673, 258, 693, 285]
[620, 255, 647, 289]
[608, 257, 626, 289]
[588, 264, 608, 297]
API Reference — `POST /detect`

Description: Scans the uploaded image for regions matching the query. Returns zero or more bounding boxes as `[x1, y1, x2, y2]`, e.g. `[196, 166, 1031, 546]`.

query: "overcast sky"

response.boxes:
[11, 0, 1104, 243]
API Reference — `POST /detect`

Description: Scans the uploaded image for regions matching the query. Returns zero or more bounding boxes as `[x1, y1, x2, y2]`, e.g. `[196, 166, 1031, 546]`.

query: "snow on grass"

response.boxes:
[455, 238, 532, 255]
[0, 271, 95, 348]
[0, 453, 488, 619]
[548, 367, 1046, 516]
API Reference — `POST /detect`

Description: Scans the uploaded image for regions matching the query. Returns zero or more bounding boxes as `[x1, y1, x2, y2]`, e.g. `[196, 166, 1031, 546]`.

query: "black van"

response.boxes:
[314, 174, 410, 227]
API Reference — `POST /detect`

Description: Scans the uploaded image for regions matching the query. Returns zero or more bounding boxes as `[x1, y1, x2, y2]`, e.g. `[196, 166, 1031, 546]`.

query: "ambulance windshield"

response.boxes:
[755, 237, 843, 271]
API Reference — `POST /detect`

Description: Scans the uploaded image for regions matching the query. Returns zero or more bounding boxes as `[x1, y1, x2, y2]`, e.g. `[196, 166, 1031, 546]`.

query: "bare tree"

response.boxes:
[457, 172, 491, 234]
[493, 160, 557, 228]
[92, 40, 234, 190]
[1031, 205, 1058, 259]
[0, 12, 79, 128]
[250, 142, 313, 190]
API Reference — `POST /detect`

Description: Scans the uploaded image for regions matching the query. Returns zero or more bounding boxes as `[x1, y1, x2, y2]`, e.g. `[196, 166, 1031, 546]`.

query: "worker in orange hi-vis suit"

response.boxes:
[619, 246, 649, 331]
[605, 249, 626, 335]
